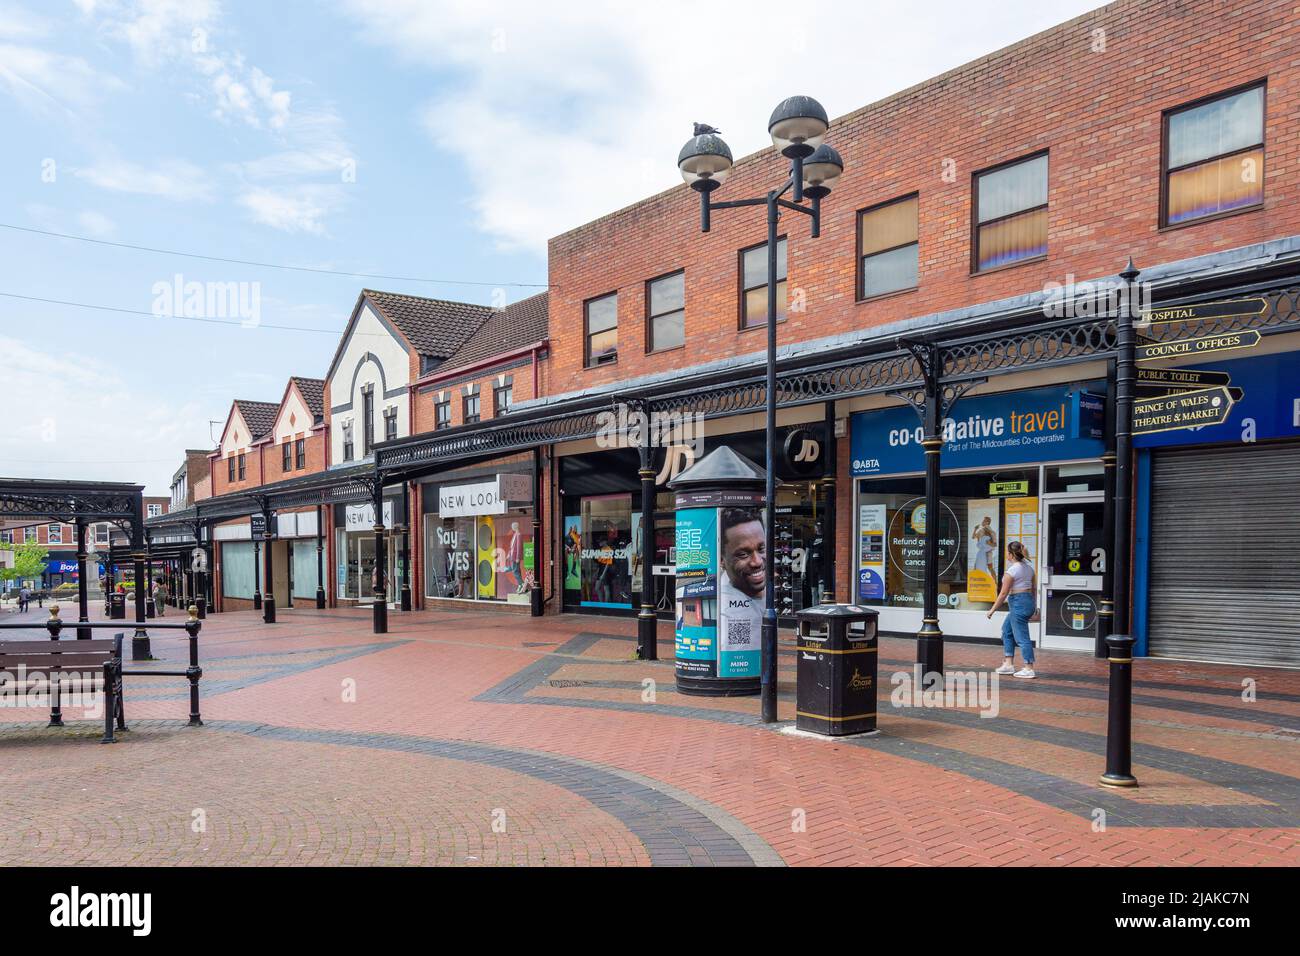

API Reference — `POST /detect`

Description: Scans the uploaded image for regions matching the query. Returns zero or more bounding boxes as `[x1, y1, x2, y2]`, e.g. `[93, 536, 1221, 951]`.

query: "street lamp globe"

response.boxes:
[801, 143, 843, 199]
[678, 132, 734, 192]
[768, 95, 829, 158]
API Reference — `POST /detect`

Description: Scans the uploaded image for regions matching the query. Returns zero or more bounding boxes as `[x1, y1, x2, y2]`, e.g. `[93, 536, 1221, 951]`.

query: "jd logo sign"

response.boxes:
[783, 429, 822, 477]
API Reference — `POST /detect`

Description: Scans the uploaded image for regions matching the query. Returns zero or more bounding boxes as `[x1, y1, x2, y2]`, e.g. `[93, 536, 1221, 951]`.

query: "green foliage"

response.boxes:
[1, 541, 49, 585]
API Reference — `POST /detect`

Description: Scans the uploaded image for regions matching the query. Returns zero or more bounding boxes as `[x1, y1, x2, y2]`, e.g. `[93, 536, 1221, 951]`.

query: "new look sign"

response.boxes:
[850, 383, 1105, 476]
[438, 474, 532, 518]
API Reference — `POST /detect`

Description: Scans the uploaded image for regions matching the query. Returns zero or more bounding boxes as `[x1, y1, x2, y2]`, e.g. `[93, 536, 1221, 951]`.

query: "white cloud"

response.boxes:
[77, 210, 117, 237]
[0, 42, 124, 117]
[0, 336, 208, 494]
[237, 185, 341, 235]
[341, 0, 1109, 254]
[75, 157, 214, 202]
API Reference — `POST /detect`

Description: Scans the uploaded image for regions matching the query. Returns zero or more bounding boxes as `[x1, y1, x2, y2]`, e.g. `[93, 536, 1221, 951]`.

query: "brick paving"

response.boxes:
[0, 604, 1296, 866]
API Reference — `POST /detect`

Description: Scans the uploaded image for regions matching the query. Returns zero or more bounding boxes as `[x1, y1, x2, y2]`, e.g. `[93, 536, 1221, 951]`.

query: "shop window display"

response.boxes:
[425, 511, 534, 603]
[856, 469, 1038, 613]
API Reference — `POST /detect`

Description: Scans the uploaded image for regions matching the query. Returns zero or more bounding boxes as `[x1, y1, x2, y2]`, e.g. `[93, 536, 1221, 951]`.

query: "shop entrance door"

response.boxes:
[1039, 494, 1106, 652]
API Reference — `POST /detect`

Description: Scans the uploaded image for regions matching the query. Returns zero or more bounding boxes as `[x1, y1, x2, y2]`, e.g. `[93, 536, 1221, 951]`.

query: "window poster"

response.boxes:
[1003, 497, 1040, 573]
[563, 516, 581, 591]
[674, 507, 718, 679]
[967, 498, 1000, 603]
[857, 504, 886, 601]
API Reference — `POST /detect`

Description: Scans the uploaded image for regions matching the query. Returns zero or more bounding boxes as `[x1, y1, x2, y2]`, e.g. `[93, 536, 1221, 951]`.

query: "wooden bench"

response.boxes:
[0, 635, 125, 743]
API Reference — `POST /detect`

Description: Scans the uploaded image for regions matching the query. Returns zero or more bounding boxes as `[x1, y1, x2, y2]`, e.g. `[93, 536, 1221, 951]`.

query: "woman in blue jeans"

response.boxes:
[986, 541, 1037, 678]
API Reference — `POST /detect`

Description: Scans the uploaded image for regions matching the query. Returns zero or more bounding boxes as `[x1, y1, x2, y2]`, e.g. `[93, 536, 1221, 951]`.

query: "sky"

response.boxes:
[0, 0, 1108, 496]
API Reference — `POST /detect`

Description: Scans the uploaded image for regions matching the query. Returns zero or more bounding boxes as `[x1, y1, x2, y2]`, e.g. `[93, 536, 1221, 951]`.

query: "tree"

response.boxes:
[0, 541, 49, 588]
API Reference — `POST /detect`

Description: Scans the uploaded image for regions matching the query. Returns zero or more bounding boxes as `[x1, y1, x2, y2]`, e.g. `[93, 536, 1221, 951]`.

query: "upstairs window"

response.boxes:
[494, 384, 513, 416]
[973, 153, 1048, 272]
[295, 438, 306, 469]
[584, 293, 618, 367]
[435, 399, 451, 430]
[95, 524, 109, 546]
[384, 408, 398, 442]
[1163, 83, 1264, 226]
[647, 271, 685, 352]
[227, 457, 235, 482]
[342, 421, 354, 462]
[24, 527, 36, 543]
[237, 454, 246, 481]
[362, 389, 375, 457]
[463, 394, 481, 425]
[740, 238, 787, 329]
[146, 504, 162, 517]
[859, 195, 919, 299]
[282, 441, 292, 472]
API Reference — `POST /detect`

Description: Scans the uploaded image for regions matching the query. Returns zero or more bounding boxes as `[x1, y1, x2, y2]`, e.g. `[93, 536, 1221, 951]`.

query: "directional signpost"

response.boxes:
[1136, 329, 1261, 362]
[1135, 367, 1231, 389]
[1141, 296, 1267, 325]
[1132, 385, 1236, 435]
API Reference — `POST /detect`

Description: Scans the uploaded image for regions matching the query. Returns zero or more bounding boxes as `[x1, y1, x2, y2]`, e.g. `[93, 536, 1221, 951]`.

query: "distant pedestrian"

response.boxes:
[36, 590, 43, 608]
[155, 578, 168, 617]
[19, 586, 31, 612]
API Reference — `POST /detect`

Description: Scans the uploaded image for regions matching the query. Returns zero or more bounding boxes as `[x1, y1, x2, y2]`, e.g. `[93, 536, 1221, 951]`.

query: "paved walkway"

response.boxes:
[1, 605, 1296, 866]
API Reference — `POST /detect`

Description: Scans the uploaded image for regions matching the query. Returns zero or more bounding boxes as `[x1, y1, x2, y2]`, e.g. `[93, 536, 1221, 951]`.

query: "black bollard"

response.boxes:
[1099, 633, 1138, 788]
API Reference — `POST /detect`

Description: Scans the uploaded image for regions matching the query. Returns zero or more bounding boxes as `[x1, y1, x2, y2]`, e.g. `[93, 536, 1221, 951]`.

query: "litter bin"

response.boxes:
[109, 592, 127, 620]
[795, 603, 879, 736]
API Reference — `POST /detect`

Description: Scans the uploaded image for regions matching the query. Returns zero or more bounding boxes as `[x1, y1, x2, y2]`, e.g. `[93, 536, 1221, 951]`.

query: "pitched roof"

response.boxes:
[291, 377, 325, 421]
[362, 289, 493, 359]
[436, 292, 549, 374]
[233, 400, 279, 440]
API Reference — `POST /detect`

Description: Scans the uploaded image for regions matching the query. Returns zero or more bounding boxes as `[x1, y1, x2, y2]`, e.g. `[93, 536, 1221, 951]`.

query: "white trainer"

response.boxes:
[1013, 667, 1036, 679]
[994, 664, 1015, 675]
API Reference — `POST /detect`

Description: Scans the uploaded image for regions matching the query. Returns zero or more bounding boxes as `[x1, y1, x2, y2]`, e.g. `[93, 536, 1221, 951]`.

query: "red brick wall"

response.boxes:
[411, 360, 540, 434]
[546, 0, 1300, 395]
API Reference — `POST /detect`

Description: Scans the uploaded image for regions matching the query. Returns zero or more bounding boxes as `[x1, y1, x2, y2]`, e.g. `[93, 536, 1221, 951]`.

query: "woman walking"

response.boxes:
[987, 540, 1037, 678]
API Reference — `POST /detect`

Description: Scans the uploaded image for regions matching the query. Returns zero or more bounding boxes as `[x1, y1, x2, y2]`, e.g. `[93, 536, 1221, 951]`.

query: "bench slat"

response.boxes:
[0, 655, 115, 670]
[0, 640, 117, 655]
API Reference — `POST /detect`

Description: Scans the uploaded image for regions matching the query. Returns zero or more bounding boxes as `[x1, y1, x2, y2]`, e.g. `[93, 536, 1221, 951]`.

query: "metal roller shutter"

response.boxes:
[1148, 442, 1300, 666]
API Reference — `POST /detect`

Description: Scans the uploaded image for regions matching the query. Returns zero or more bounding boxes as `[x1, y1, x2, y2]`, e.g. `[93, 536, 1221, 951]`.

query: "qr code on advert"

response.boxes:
[727, 620, 753, 647]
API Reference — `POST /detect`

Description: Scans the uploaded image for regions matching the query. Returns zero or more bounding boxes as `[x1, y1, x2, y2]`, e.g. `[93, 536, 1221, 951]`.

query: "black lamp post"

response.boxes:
[678, 96, 844, 723]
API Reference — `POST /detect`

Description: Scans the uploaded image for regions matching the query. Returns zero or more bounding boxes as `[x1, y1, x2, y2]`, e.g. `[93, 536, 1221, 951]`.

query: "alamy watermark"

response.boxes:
[595, 403, 705, 484]
[151, 272, 261, 327]
[890, 664, 1000, 718]
[0, 668, 103, 717]
[1041, 274, 1154, 320]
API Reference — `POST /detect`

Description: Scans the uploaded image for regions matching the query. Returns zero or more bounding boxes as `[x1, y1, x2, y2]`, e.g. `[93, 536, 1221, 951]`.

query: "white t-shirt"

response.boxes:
[1006, 560, 1034, 593]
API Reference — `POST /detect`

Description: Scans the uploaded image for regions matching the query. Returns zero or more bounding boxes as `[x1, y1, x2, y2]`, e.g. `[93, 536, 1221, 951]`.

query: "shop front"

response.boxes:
[851, 381, 1107, 649]
[1133, 347, 1300, 666]
[334, 498, 401, 605]
[559, 421, 834, 621]
[421, 470, 535, 606]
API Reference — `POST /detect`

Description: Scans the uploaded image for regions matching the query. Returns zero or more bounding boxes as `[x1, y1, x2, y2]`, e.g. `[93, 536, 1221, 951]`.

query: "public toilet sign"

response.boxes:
[1132, 386, 1235, 435]
[1136, 330, 1261, 363]
[1140, 296, 1267, 325]
[1136, 367, 1232, 389]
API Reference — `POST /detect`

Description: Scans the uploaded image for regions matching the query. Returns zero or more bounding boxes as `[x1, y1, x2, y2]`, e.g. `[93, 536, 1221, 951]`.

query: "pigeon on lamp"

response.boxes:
[693, 123, 720, 136]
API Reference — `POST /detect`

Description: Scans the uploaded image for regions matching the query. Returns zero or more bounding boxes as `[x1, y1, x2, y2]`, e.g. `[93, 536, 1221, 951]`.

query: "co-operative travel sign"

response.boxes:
[850, 383, 1104, 476]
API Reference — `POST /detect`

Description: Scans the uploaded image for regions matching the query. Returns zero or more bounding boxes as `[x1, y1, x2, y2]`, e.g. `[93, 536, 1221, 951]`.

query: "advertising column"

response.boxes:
[667, 446, 768, 697]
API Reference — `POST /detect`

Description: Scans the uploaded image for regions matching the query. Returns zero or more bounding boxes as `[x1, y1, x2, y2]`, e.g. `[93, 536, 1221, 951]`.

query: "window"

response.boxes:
[227, 457, 236, 483]
[494, 383, 513, 417]
[282, 441, 292, 472]
[24, 527, 36, 543]
[384, 408, 398, 442]
[858, 195, 919, 299]
[342, 421, 354, 462]
[1163, 83, 1264, 226]
[646, 271, 685, 352]
[435, 399, 451, 430]
[295, 438, 306, 469]
[0, 530, 11, 544]
[48, 524, 62, 544]
[740, 238, 787, 329]
[584, 293, 618, 367]
[146, 504, 162, 518]
[973, 153, 1048, 272]
[237, 453, 246, 481]
[95, 524, 109, 546]
[463, 394, 481, 424]
[362, 389, 375, 456]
